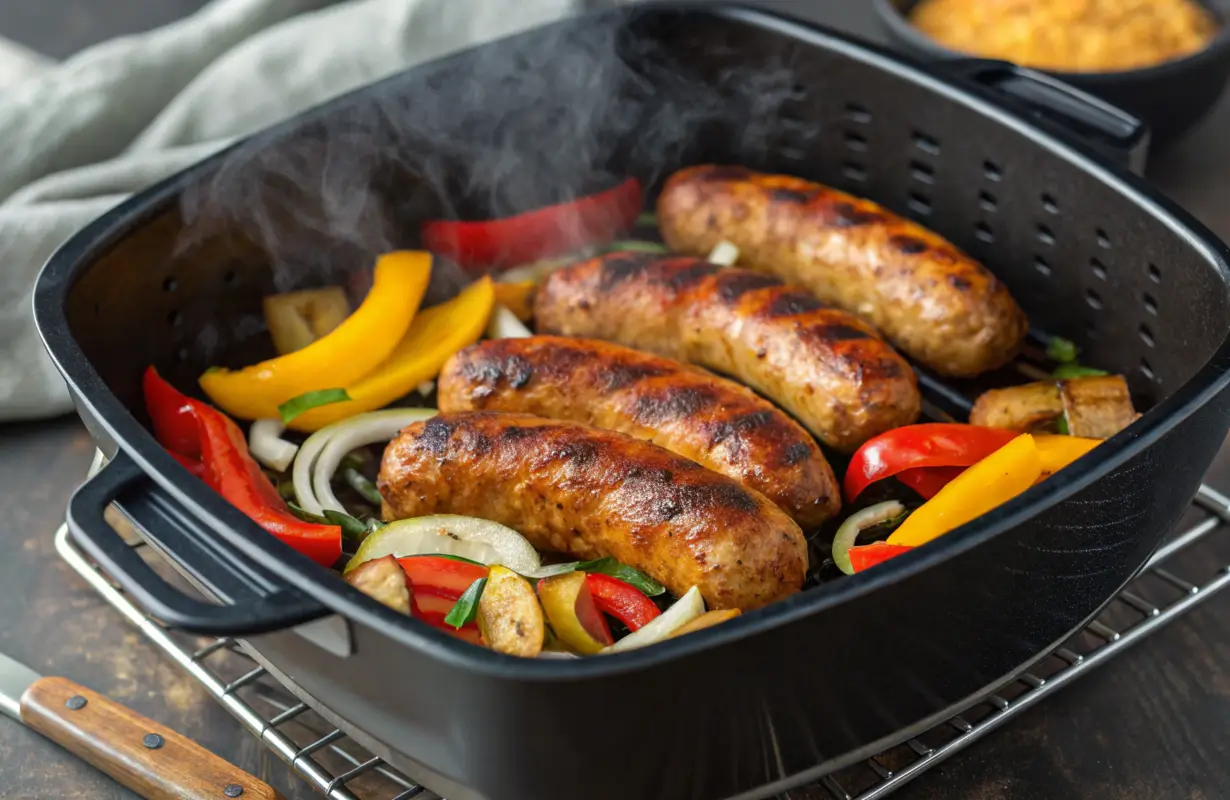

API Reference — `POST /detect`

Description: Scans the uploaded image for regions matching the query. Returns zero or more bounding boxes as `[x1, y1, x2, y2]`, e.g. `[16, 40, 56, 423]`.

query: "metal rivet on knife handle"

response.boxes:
[64, 696, 87, 711]
[142, 733, 164, 749]
[225, 784, 245, 797]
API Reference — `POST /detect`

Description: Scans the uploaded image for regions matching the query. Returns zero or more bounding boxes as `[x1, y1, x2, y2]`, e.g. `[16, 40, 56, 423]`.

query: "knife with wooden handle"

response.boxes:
[0, 648, 283, 800]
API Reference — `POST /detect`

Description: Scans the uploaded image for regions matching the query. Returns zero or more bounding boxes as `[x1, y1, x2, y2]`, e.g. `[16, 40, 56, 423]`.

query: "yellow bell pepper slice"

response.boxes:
[1034, 434, 1101, 475]
[287, 277, 495, 431]
[888, 433, 1042, 548]
[199, 251, 432, 421]
[492, 281, 537, 322]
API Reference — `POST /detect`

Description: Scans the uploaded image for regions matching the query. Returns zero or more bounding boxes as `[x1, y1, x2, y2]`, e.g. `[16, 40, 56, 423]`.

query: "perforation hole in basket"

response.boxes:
[1091, 257, 1108, 280]
[1148, 263, 1161, 283]
[975, 221, 994, 243]
[174, 347, 189, 363]
[907, 192, 932, 216]
[1096, 228, 1112, 248]
[779, 145, 807, 162]
[983, 160, 1003, 181]
[1141, 358, 1157, 381]
[1143, 292, 1159, 315]
[223, 269, 237, 287]
[912, 130, 941, 155]
[1037, 224, 1056, 246]
[1034, 255, 1052, 277]
[1140, 323, 1156, 348]
[93, 302, 100, 317]
[167, 310, 182, 327]
[843, 161, 868, 182]
[1041, 193, 1060, 214]
[162, 276, 178, 293]
[844, 102, 872, 124]
[1086, 288, 1103, 310]
[909, 160, 935, 185]
[979, 190, 998, 213]
[844, 130, 868, 152]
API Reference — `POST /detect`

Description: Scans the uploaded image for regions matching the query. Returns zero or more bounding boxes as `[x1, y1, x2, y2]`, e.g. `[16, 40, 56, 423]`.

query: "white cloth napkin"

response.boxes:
[0, 0, 585, 421]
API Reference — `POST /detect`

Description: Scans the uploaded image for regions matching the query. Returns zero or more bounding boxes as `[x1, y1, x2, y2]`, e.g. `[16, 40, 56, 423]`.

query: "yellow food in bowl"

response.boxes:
[909, 0, 1220, 72]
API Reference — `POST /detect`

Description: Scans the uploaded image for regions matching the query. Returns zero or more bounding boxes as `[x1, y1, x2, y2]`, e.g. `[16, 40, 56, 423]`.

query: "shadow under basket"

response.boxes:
[32, 4, 1230, 800]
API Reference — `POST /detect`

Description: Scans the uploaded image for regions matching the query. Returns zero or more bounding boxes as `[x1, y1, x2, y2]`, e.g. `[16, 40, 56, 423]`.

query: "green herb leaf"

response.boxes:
[276, 480, 297, 501]
[603, 240, 667, 254]
[1052, 363, 1109, 379]
[340, 452, 367, 472]
[287, 501, 329, 524]
[323, 509, 369, 541]
[342, 467, 383, 506]
[1056, 416, 1071, 435]
[1046, 336, 1080, 365]
[277, 388, 351, 424]
[576, 557, 666, 596]
[635, 212, 658, 227]
[444, 577, 487, 628]
[363, 518, 387, 535]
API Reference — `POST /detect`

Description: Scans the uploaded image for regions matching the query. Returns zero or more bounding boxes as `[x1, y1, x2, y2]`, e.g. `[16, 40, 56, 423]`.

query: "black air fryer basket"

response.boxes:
[33, 5, 1230, 800]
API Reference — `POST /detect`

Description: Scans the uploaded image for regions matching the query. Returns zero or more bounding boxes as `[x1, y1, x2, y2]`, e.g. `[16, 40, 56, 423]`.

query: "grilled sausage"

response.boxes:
[438, 336, 840, 528]
[656, 164, 1029, 377]
[378, 412, 807, 610]
[533, 254, 920, 452]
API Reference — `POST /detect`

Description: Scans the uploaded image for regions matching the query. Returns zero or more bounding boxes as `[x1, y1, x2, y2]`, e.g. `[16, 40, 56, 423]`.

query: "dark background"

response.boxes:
[0, 1, 1226, 799]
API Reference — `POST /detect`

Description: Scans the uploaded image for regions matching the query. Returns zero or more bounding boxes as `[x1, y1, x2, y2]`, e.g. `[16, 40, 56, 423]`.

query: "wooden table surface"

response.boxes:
[1, 1, 1229, 799]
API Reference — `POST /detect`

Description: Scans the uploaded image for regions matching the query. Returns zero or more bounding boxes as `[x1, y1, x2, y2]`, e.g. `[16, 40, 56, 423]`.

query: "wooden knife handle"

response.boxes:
[20, 676, 284, 800]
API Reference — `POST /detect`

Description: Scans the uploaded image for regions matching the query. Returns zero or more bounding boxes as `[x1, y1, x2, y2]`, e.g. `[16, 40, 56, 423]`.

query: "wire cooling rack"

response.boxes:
[56, 481, 1230, 800]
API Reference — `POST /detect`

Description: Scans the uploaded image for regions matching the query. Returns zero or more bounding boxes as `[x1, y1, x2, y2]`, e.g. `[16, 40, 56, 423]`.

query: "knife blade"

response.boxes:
[0, 648, 283, 800]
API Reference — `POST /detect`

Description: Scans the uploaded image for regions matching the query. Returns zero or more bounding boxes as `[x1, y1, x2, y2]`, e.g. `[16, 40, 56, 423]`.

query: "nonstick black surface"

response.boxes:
[33, 4, 1230, 800]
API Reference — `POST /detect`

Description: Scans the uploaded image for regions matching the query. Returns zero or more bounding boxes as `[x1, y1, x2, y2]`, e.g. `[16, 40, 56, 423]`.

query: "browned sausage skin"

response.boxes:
[533, 253, 920, 453]
[438, 336, 840, 528]
[656, 165, 1029, 377]
[379, 412, 807, 610]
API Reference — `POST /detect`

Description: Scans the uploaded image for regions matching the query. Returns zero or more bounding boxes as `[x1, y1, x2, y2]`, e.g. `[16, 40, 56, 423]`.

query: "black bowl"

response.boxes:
[873, 0, 1230, 148]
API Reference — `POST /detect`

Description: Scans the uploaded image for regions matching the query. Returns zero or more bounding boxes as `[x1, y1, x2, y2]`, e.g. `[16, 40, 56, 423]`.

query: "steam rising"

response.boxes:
[176, 5, 814, 323]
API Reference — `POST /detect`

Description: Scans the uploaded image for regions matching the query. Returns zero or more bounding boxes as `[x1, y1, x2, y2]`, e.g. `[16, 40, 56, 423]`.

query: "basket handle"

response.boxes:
[66, 451, 330, 635]
[944, 59, 1150, 175]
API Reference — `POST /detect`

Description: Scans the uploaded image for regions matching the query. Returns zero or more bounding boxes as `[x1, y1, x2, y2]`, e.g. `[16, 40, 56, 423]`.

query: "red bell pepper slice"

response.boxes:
[440, 625, 484, 645]
[168, 451, 205, 478]
[844, 424, 1020, 502]
[391, 557, 489, 642]
[421, 177, 643, 273]
[193, 403, 342, 567]
[397, 557, 489, 600]
[143, 366, 201, 457]
[848, 542, 914, 572]
[895, 466, 966, 500]
[142, 366, 342, 568]
[585, 572, 662, 631]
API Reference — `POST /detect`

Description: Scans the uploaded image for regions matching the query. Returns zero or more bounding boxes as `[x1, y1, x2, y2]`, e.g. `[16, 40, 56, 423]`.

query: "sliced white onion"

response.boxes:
[416, 380, 435, 397]
[707, 240, 740, 267]
[293, 408, 437, 516]
[831, 500, 907, 576]
[249, 419, 299, 472]
[344, 514, 543, 575]
[487, 304, 533, 339]
[603, 586, 705, 654]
